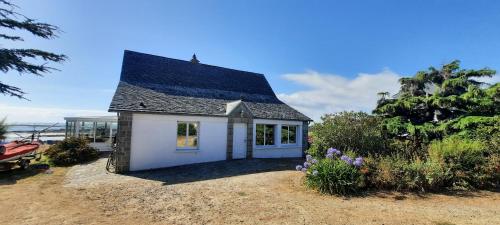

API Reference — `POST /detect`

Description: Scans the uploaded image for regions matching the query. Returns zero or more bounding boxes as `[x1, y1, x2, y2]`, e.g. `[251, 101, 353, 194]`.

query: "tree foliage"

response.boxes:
[0, 0, 66, 99]
[0, 118, 7, 140]
[308, 111, 385, 157]
[374, 60, 499, 155]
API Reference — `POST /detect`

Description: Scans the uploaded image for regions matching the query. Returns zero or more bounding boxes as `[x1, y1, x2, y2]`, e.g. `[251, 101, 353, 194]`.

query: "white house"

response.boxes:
[108, 50, 311, 172]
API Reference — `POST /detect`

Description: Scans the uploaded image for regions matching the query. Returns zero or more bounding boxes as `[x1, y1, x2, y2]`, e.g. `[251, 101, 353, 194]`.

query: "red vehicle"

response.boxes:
[0, 140, 41, 170]
[0, 123, 58, 171]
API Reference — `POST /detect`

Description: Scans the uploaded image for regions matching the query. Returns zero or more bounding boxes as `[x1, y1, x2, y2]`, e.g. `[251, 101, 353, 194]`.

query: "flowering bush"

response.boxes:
[297, 149, 366, 195]
[298, 142, 499, 194]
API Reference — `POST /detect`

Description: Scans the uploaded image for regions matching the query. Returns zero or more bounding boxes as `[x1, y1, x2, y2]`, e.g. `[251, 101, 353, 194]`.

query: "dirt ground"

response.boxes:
[1, 158, 499, 225]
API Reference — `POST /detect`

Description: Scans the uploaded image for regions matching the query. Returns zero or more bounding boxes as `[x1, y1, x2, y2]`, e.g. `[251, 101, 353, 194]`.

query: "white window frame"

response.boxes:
[176, 121, 200, 150]
[256, 124, 276, 146]
[281, 125, 298, 145]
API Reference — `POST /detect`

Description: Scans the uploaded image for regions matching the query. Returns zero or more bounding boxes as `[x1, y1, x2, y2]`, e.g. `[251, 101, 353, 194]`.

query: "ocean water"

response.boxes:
[3, 123, 66, 142]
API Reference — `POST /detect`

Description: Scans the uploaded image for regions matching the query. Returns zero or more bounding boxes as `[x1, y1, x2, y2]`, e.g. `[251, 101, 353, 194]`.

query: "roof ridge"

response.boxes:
[124, 50, 265, 77]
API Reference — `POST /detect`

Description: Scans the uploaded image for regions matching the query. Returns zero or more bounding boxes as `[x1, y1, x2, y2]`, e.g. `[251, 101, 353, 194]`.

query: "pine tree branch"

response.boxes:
[0, 48, 67, 75]
[0, 33, 22, 41]
[0, 81, 27, 99]
[0, 0, 67, 99]
[0, 18, 60, 39]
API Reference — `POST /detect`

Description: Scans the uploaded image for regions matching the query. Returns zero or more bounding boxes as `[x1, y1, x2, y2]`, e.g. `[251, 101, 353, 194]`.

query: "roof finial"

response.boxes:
[190, 54, 200, 64]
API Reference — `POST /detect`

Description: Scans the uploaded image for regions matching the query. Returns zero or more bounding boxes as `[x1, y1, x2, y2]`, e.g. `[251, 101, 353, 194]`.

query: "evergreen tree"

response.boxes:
[0, 0, 66, 99]
[374, 60, 499, 154]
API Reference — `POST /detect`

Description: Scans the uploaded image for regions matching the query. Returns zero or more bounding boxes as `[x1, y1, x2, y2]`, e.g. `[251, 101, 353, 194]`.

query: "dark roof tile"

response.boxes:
[109, 50, 311, 121]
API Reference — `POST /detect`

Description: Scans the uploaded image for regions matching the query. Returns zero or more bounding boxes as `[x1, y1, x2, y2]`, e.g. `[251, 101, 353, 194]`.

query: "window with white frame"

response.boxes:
[256, 124, 275, 146]
[281, 125, 298, 144]
[177, 122, 199, 149]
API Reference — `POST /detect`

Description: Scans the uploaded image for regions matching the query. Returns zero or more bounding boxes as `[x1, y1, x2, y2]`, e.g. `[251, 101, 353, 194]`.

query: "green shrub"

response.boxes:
[304, 158, 364, 195]
[45, 137, 99, 166]
[365, 154, 409, 191]
[428, 136, 489, 189]
[308, 111, 385, 157]
[482, 153, 500, 188]
[365, 154, 448, 192]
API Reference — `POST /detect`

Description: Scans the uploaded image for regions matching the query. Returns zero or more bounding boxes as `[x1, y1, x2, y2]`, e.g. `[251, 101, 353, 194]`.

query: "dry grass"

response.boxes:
[1, 158, 499, 225]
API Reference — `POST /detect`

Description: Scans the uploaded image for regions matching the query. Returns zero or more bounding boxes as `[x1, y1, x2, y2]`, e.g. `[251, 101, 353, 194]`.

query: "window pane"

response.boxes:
[281, 125, 289, 144]
[256, 124, 264, 145]
[95, 122, 109, 143]
[67, 122, 75, 136]
[289, 126, 297, 144]
[177, 123, 187, 147]
[187, 123, 198, 147]
[79, 122, 94, 142]
[265, 125, 275, 145]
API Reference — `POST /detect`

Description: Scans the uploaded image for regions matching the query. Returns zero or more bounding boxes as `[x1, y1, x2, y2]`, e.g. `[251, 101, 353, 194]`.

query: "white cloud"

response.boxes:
[277, 69, 402, 121]
[0, 104, 114, 124]
[476, 73, 500, 86]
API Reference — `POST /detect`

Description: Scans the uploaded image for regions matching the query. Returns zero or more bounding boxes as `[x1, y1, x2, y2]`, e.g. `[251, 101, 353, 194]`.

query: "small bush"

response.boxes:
[482, 153, 500, 188]
[45, 137, 99, 166]
[428, 136, 489, 189]
[298, 149, 365, 195]
[305, 158, 363, 195]
[365, 154, 449, 192]
[364, 154, 409, 191]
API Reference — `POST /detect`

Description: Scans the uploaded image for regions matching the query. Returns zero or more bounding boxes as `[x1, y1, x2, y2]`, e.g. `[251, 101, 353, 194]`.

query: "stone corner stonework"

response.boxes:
[114, 112, 132, 173]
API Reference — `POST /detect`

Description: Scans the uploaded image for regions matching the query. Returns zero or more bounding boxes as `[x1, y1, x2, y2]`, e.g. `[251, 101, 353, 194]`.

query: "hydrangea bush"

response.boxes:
[297, 148, 366, 195]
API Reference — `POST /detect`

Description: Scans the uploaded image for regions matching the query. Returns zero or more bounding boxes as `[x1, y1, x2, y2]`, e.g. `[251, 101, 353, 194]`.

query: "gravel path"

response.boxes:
[62, 157, 500, 225]
[65, 157, 303, 187]
[65, 158, 142, 187]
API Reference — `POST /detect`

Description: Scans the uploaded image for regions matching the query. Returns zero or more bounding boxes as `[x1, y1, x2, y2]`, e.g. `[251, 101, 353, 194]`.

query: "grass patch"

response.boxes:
[0, 151, 55, 182]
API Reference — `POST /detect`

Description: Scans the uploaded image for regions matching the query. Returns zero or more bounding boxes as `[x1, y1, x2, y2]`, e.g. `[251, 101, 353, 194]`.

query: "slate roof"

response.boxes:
[109, 50, 311, 121]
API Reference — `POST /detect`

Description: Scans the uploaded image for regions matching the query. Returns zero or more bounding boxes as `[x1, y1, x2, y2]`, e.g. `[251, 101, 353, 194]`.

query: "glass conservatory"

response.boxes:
[64, 116, 118, 151]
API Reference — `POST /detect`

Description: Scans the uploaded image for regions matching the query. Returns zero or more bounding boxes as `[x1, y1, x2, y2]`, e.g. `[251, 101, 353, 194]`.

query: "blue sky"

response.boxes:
[1, 0, 499, 122]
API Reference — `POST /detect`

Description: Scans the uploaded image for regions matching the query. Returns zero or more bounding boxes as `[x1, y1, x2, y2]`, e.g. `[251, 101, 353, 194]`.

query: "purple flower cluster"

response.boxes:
[296, 162, 307, 172]
[327, 148, 341, 155]
[296, 148, 364, 174]
[297, 154, 319, 173]
[340, 155, 353, 165]
[353, 157, 364, 167]
[326, 148, 341, 159]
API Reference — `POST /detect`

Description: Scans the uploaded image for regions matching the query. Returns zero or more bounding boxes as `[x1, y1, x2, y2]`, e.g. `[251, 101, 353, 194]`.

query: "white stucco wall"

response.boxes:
[252, 119, 303, 158]
[129, 114, 228, 171]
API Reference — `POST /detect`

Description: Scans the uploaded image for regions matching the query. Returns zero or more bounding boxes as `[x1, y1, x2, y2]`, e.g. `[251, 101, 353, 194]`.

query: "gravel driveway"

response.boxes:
[64, 157, 500, 225]
[65, 157, 303, 187]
